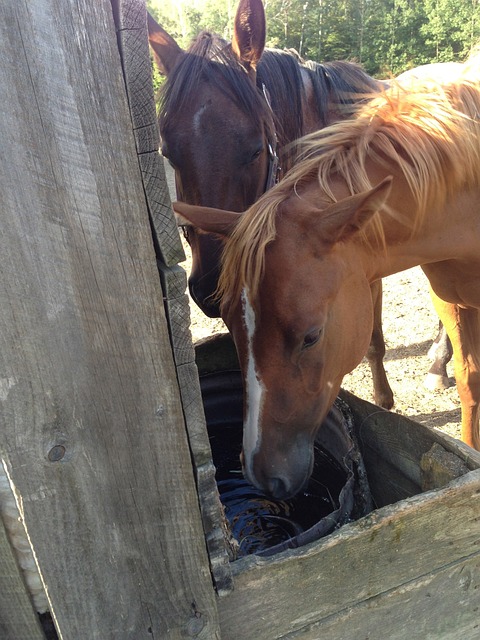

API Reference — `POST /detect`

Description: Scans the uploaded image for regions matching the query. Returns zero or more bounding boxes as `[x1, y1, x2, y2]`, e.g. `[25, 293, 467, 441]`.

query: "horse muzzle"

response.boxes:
[241, 443, 314, 500]
[188, 276, 221, 318]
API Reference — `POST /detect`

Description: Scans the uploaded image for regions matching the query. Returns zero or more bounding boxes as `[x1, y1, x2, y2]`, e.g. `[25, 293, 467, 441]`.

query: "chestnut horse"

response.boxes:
[176, 58, 480, 498]
[148, 0, 395, 409]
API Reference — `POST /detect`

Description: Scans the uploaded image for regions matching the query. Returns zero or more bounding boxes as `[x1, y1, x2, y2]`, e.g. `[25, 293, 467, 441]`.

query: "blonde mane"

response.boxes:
[218, 54, 480, 307]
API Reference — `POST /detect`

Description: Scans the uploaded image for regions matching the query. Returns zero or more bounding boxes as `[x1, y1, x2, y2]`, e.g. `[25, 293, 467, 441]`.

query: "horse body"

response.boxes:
[180, 62, 480, 498]
[394, 59, 468, 391]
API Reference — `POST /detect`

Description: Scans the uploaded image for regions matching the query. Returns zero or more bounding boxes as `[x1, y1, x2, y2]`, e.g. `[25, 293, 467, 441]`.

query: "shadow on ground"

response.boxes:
[384, 340, 432, 361]
[410, 408, 461, 429]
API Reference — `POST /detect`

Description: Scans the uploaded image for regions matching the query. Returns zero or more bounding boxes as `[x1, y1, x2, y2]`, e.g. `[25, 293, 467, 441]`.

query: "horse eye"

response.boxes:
[302, 329, 321, 350]
[248, 147, 263, 164]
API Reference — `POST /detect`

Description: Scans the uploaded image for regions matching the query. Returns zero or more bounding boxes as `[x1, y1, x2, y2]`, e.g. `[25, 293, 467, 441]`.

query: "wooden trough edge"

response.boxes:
[218, 468, 480, 639]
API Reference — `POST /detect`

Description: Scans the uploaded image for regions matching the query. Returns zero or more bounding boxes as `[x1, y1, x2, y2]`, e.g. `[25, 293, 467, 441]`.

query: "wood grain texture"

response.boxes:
[0, 516, 45, 639]
[174, 360, 234, 595]
[139, 151, 185, 267]
[283, 555, 480, 639]
[112, 0, 185, 267]
[421, 442, 470, 490]
[112, 0, 160, 152]
[340, 389, 480, 507]
[158, 267, 233, 594]
[0, 0, 219, 637]
[218, 469, 480, 639]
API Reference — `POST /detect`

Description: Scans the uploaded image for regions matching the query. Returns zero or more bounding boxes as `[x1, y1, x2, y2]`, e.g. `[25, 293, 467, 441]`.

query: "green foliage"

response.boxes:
[146, 0, 480, 77]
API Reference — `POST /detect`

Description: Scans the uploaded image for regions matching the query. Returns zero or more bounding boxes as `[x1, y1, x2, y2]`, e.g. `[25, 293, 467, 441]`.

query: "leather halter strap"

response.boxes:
[262, 84, 281, 192]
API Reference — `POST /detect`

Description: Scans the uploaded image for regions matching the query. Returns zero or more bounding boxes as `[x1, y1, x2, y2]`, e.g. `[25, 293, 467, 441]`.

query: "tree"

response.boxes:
[421, 0, 480, 62]
[146, 0, 480, 77]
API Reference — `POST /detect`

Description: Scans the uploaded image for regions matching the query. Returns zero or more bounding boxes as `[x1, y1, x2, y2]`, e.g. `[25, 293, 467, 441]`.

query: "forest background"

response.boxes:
[147, 0, 480, 77]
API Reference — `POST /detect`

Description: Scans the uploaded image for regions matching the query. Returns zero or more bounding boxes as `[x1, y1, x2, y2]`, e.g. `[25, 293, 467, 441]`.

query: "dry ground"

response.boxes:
[165, 163, 462, 442]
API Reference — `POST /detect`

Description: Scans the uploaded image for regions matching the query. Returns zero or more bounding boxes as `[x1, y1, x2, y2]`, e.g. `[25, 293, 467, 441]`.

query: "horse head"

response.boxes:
[148, 0, 275, 317]
[174, 177, 392, 498]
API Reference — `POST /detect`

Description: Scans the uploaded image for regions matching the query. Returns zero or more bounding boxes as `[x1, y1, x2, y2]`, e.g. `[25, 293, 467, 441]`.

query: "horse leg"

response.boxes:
[425, 319, 454, 390]
[430, 292, 480, 450]
[366, 279, 394, 409]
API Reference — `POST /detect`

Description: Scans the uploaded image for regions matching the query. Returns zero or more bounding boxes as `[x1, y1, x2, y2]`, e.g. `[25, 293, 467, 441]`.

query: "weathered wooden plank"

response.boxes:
[115, 0, 231, 597]
[0, 1, 219, 637]
[158, 262, 187, 300]
[175, 362, 212, 464]
[0, 515, 45, 639]
[283, 554, 480, 639]
[139, 150, 185, 266]
[112, 0, 184, 266]
[174, 360, 233, 595]
[195, 458, 234, 597]
[218, 469, 480, 639]
[340, 389, 480, 506]
[112, 0, 160, 152]
[168, 337, 233, 592]
[158, 263, 194, 367]
[421, 441, 470, 490]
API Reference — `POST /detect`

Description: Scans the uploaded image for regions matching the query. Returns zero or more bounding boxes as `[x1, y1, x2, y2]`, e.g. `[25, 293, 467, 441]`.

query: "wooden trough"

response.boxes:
[1, 0, 480, 638]
[196, 335, 480, 639]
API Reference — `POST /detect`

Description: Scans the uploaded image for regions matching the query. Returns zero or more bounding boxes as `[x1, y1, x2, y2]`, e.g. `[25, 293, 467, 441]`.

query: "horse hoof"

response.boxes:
[424, 373, 451, 390]
[375, 395, 394, 410]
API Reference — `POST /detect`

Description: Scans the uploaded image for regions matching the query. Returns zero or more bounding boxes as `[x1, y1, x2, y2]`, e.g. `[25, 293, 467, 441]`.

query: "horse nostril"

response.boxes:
[266, 476, 290, 500]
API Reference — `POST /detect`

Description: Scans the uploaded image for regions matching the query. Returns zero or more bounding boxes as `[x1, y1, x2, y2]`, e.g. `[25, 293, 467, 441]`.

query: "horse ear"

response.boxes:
[319, 177, 393, 245]
[173, 202, 243, 237]
[231, 0, 266, 71]
[147, 12, 184, 75]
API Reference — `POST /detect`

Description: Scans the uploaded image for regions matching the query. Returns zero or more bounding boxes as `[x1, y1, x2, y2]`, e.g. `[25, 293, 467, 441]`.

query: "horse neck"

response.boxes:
[257, 54, 382, 174]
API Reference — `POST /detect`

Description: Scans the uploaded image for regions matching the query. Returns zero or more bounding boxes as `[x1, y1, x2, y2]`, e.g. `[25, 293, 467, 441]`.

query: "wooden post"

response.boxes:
[111, 0, 232, 595]
[0, 0, 219, 637]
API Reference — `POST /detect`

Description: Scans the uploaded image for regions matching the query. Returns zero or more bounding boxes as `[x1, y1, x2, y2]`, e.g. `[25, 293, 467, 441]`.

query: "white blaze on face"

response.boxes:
[192, 103, 208, 138]
[241, 288, 265, 478]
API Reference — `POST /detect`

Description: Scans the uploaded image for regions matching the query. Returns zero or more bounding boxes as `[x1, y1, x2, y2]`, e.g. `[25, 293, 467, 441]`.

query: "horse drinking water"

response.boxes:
[176, 58, 480, 498]
[148, 0, 395, 409]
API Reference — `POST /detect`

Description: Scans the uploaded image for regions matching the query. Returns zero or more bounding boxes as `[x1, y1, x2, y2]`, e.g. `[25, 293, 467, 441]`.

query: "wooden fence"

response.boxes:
[0, 0, 223, 637]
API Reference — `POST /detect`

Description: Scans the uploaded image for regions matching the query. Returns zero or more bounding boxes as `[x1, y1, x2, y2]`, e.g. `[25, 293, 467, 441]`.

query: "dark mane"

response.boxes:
[306, 60, 384, 123]
[256, 49, 306, 146]
[159, 31, 382, 170]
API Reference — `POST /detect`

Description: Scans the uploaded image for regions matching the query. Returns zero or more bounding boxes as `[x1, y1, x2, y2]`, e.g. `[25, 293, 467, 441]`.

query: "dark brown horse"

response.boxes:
[148, 0, 395, 409]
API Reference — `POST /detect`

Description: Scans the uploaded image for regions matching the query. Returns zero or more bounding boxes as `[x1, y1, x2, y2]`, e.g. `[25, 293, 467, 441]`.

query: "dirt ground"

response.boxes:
[165, 163, 462, 443]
